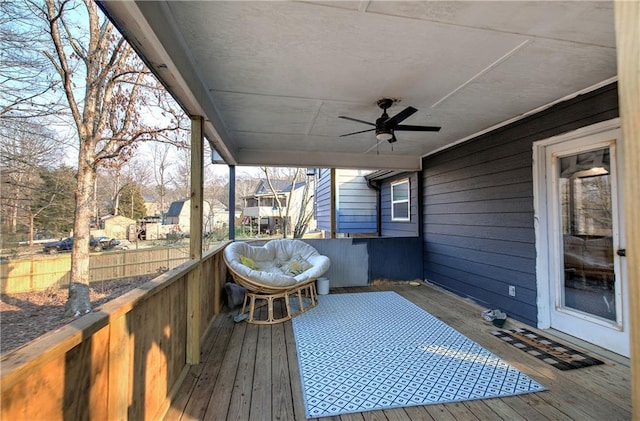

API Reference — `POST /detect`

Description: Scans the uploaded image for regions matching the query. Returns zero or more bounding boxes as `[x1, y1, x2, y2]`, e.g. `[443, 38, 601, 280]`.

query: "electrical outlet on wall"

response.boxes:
[509, 285, 516, 297]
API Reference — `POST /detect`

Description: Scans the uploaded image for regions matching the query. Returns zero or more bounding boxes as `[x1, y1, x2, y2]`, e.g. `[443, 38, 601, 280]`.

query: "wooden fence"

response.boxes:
[0, 248, 192, 294]
[0, 241, 229, 421]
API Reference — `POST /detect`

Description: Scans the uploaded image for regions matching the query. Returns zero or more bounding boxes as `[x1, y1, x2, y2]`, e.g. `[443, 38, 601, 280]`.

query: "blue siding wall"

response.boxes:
[315, 169, 376, 234]
[357, 237, 423, 281]
[336, 170, 376, 234]
[305, 238, 423, 286]
[422, 83, 619, 326]
[380, 172, 419, 237]
[315, 169, 331, 232]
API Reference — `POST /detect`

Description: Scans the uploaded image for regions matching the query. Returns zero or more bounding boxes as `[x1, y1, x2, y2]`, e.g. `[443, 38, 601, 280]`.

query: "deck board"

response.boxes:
[227, 322, 258, 421]
[203, 320, 247, 420]
[250, 324, 272, 420]
[163, 285, 631, 421]
[163, 312, 225, 421]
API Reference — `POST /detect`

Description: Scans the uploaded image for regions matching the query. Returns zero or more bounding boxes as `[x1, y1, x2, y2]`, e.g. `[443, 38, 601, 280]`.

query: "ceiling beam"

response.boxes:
[236, 149, 422, 171]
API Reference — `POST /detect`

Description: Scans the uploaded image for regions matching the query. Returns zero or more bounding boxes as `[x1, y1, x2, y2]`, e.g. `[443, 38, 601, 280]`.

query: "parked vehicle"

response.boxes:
[93, 236, 120, 251]
[42, 237, 120, 253]
[42, 237, 74, 253]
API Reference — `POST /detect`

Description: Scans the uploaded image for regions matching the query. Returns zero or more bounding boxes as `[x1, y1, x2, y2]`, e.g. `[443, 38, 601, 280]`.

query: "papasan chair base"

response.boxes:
[240, 280, 317, 325]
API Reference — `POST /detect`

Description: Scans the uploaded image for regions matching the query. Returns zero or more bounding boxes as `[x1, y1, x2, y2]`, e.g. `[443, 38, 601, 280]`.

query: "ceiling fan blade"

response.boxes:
[340, 128, 375, 137]
[385, 106, 418, 127]
[338, 116, 375, 126]
[395, 124, 441, 132]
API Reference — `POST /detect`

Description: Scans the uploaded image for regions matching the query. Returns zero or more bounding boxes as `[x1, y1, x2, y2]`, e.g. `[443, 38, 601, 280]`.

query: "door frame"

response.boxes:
[533, 118, 626, 343]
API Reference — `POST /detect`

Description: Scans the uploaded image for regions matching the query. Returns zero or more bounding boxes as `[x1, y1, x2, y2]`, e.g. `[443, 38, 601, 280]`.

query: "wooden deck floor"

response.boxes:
[163, 284, 631, 421]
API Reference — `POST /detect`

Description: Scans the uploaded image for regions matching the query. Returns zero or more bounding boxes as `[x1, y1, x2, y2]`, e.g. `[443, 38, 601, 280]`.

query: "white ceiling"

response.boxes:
[98, 1, 617, 171]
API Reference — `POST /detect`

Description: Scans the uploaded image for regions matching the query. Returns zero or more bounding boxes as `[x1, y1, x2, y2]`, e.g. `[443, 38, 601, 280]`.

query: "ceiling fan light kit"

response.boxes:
[376, 131, 394, 142]
[339, 98, 441, 144]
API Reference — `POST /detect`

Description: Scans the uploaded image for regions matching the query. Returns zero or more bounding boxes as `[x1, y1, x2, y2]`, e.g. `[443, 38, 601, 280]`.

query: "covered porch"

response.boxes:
[1, 1, 638, 420]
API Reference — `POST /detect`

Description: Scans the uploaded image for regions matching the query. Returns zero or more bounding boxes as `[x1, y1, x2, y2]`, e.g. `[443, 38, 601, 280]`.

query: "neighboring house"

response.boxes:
[315, 169, 377, 237]
[101, 215, 136, 240]
[166, 198, 232, 235]
[241, 179, 312, 235]
[203, 199, 239, 233]
[165, 199, 190, 233]
[142, 194, 160, 217]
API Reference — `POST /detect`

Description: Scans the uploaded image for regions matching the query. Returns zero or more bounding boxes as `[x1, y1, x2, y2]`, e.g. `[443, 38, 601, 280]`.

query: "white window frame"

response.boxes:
[391, 179, 410, 221]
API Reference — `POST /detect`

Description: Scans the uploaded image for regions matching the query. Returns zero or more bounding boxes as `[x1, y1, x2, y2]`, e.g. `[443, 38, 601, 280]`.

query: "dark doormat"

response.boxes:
[491, 328, 604, 370]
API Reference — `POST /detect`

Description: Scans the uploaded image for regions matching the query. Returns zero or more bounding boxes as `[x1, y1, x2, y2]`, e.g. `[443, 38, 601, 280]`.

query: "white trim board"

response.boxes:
[532, 118, 621, 330]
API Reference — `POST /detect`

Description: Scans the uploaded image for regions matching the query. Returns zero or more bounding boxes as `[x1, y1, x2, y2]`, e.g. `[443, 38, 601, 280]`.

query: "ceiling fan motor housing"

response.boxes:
[375, 114, 394, 142]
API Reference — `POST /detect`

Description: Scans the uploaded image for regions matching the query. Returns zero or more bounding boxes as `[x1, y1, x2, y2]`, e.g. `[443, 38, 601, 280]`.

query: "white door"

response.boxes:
[537, 124, 628, 357]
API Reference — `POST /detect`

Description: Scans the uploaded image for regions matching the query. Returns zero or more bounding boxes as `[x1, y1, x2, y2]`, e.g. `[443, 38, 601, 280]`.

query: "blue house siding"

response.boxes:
[305, 237, 422, 286]
[335, 211, 376, 233]
[336, 170, 376, 234]
[315, 169, 377, 235]
[422, 83, 619, 326]
[355, 237, 423, 282]
[315, 168, 331, 232]
[379, 172, 419, 237]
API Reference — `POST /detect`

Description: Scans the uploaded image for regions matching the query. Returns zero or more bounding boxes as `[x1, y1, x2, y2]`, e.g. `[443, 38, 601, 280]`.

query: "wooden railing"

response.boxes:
[0, 247, 192, 294]
[0, 241, 230, 421]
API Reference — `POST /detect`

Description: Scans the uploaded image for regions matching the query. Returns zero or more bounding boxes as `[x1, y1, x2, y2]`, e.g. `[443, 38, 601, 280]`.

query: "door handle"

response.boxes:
[617, 249, 626, 257]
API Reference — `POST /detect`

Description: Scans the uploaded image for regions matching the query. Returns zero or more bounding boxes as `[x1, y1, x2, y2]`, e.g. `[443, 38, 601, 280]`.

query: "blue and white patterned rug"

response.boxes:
[292, 291, 545, 419]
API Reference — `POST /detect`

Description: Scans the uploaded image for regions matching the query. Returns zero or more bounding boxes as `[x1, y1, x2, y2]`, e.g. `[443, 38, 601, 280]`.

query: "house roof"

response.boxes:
[97, 1, 616, 172]
[254, 180, 305, 196]
[166, 199, 188, 217]
[365, 170, 413, 182]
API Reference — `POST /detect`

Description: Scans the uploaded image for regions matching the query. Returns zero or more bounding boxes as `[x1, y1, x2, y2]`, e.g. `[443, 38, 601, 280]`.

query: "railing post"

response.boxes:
[614, 1, 640, 416]
[330, 168, 336, 238]
[187, 116, 204, 364]
[229, 165, 236, 240]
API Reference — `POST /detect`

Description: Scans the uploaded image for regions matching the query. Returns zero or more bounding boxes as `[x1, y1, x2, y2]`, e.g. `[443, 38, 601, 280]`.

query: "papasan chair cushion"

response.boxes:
[224, 239, 330, 288]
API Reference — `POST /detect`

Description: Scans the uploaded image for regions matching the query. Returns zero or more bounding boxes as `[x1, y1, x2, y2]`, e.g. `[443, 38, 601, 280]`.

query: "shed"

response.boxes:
[102, 215, 136, 240]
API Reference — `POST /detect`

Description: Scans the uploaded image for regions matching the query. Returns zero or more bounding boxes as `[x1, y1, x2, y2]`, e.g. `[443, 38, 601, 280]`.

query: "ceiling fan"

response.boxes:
[339, 98, 441, 143]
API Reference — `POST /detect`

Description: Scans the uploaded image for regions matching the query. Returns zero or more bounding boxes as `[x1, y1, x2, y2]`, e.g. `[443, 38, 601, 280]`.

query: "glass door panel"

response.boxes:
[559, 148, 616, 321]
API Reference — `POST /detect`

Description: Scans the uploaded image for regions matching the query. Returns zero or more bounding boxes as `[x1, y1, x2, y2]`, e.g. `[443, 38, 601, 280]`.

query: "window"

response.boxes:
[391, 179, 410, 221]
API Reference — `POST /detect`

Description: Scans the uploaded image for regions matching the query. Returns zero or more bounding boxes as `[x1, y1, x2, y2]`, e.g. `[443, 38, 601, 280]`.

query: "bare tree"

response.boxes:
[32, 0, 187, 316]
[293, 177, 314, 238]
[235, 172, 260, 213]
[259, 167, 313, 238]
[204, 167, 228, 209]
[100, 162, 125, 216]
[0, 119, 63, 243]
[172, 147, 191, 199]
[151, 142, 176, 218]
[0, 1, 64, 119]
[101, 157, 151, 218]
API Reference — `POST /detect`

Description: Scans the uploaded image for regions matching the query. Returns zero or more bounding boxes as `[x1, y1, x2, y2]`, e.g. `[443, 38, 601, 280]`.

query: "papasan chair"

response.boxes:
[223, 239, 330, 324]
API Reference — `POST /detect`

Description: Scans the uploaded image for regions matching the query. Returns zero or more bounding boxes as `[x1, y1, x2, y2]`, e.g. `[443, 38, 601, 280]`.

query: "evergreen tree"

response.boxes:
[118, 184, 147, 220]
[34, 165, 76, 237]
